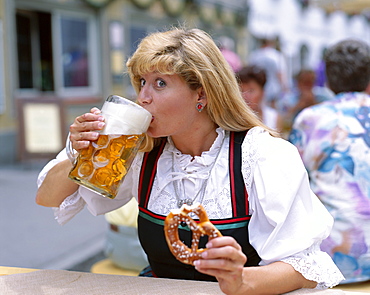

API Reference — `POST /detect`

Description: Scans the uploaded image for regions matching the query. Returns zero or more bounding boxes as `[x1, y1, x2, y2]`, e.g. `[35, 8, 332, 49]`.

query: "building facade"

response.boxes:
[0, 0, 247, 164]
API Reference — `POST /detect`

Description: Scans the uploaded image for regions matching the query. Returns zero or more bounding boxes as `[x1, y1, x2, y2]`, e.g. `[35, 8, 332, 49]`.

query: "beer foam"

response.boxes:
[100, 100, 151, 135]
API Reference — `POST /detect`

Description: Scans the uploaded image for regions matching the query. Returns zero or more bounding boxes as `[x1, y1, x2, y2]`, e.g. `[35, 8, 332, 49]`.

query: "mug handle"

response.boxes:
[65, 133, 78, 164]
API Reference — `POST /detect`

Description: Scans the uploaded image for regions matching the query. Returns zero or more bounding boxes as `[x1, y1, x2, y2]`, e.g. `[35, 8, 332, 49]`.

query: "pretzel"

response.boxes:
[164, 203, 222, 265]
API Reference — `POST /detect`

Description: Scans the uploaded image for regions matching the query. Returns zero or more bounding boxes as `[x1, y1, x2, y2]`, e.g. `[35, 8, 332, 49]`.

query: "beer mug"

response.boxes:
[67, 95, 151, 199]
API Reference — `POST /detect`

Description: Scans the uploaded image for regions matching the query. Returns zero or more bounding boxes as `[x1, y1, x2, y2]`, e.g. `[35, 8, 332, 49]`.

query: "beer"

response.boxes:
[69, 133, 144, 199]
[66, 95, 151, 199]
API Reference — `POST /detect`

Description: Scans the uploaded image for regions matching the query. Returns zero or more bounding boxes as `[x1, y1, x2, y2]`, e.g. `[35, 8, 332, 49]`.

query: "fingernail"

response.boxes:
[193, 260, 199, 266]
[92, 132, 99, 139]
[205, 242, 212, 248]
[97, 122, 105, 128]
[97, 116, 104, 121]
[201, 251, 207, 258]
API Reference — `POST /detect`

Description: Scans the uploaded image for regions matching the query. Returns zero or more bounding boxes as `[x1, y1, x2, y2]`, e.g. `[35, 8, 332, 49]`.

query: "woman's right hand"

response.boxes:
[69, 107, 105, 151]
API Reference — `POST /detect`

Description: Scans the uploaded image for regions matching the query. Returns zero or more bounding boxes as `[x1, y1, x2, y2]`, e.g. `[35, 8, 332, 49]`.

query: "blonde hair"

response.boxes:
[126, 27, 278, 151]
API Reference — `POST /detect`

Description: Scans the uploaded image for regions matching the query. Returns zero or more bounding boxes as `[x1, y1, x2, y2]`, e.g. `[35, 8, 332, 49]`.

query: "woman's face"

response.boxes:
[136, 72, 201, 138]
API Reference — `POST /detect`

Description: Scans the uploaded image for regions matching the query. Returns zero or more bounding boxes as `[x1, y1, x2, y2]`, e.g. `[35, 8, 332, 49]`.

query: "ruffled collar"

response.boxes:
[166, 127, 226, 168]
[155, 128, 227, 193]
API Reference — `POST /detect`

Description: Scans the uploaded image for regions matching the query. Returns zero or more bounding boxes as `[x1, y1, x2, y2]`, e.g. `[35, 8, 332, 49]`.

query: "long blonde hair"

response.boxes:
[126, 27, 278, 151]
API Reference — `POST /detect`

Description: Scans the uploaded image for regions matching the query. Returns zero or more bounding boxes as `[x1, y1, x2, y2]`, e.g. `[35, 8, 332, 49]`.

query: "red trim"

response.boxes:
[138, 154, 149, 205]
[211, 216, 251, 224]
[229, 132, 238, 216]
[139, 206, 166, 220]
[144, 162, 157, 208]
[139, 206, 251, 224]
[245, 190, 249, 214]
[145, 142, 165, 208]
[138, 140, 166, 207]
[137, 158, 148, 204]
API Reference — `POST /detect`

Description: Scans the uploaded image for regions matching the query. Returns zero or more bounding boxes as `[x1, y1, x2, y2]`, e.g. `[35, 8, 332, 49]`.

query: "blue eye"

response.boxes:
[156, 79, 166, 88]
[140, 78, 145, 87]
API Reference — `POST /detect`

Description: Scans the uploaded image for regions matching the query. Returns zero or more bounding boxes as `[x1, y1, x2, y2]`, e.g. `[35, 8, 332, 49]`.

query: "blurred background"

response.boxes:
[0, 0, 369, 272]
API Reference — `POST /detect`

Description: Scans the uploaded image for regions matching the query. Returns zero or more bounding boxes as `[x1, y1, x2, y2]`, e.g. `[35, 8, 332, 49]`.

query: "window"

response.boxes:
[54, 12, 98, 96]
[16, 13, 33, 89]
[60, 17, 89, 88]
[129, 26, 148, 56]
[15, 9, 98, 97]
[16, 10, 54, 92]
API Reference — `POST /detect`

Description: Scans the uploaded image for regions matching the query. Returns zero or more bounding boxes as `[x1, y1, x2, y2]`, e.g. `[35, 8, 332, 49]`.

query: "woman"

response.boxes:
[36, 27, 343, 294]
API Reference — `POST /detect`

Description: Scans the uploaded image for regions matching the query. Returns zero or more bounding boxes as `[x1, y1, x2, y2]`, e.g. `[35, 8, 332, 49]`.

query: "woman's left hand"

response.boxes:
[194, 236, 247, 295]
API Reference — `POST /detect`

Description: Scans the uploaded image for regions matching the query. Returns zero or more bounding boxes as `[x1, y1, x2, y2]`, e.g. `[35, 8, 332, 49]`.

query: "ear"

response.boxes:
[197, 88, 207, 106]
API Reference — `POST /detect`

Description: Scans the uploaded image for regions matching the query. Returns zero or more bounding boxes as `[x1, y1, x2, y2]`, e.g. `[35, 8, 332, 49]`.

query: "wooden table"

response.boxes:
[0, 266, 368, 294]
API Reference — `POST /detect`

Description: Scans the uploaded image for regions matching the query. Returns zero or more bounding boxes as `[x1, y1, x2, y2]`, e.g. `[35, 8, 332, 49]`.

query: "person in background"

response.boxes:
[218, 35, 242, 73]
[289, 39, 370, 284]
[278, 69, 334, 135]
[36, 27, 343, 294]
[236, 65, 280, 131]
[248, 38, 288, 109]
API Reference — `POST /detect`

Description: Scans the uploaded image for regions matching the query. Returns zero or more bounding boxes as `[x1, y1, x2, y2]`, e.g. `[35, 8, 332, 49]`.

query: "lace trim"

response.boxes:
[53, 192, 85, 225]
[241, 127, 263, 191]
[282, 245, 345, 289]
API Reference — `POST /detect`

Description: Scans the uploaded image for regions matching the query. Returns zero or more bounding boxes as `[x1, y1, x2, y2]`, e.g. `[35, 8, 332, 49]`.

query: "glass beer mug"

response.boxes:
[67, 95, 151, 199]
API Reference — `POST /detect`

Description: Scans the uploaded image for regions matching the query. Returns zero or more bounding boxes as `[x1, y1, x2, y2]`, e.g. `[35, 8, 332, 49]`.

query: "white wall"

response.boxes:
[247, 0, 370, 77]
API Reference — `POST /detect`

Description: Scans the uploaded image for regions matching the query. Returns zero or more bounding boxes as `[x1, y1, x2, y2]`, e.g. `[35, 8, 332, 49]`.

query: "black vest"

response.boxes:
[137, 131, 261, 281]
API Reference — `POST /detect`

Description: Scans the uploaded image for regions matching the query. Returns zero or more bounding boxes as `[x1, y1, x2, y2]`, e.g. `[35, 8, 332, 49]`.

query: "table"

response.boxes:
[0, 266, 366, 295]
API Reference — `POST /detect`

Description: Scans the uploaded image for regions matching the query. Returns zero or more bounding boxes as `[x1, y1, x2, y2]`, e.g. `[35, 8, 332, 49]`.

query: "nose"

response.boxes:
[137, 86, 152, 106]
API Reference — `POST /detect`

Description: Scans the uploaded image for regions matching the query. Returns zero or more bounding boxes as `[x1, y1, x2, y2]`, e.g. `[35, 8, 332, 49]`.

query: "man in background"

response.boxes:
[248, 38, 288, 109]
[289, 39, 370, 284]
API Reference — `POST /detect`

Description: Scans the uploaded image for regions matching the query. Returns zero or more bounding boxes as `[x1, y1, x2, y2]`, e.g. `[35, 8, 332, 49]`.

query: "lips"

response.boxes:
[151, 116, 154, 123]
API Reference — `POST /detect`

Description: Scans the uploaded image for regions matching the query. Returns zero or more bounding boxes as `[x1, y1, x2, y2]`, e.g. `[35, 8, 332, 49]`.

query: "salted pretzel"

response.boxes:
[164, 203, 222, 265]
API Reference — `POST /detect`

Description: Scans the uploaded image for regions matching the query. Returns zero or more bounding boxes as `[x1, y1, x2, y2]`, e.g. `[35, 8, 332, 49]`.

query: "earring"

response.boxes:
[196, 102, 204, 112]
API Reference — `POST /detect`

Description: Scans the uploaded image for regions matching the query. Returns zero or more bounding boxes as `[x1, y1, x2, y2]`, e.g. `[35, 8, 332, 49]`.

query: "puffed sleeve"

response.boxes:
[37, 148, 142, 225]
[242, 127, 344, 288]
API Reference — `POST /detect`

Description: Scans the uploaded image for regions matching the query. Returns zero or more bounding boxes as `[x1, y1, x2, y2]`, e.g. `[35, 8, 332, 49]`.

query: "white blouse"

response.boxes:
[37, 127, 344, 288]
